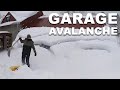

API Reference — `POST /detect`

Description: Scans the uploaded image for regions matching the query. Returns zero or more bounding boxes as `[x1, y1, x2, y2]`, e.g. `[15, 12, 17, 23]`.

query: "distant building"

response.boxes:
[0, 11, 43, 41]
[1, 12, 16, 24]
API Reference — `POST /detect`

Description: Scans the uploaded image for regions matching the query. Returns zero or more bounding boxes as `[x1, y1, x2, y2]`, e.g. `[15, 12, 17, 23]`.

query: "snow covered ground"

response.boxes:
[0, 27, 120, 79]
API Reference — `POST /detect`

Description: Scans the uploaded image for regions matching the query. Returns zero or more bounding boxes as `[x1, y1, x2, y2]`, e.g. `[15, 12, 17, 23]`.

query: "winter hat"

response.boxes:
[27, 34, 31, 39]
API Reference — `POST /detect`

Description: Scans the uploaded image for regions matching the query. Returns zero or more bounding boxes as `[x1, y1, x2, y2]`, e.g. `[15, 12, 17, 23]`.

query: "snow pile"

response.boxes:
[14, 27, 117, 47]
[0, 26, 120, 79]
[17, 27, 50, 38]
[0, 46, 56, 79]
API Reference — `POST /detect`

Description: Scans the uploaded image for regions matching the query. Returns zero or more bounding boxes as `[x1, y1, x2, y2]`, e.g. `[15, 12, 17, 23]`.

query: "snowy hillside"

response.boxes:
[0, 26, 120, 79]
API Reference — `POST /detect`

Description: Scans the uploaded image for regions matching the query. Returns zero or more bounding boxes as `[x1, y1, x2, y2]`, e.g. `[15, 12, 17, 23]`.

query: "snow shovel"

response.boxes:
[9, 65, 20, 71]
[39, 44, 55, 55]
[40, 44, 51, 49]
[7, 39, 19, 57]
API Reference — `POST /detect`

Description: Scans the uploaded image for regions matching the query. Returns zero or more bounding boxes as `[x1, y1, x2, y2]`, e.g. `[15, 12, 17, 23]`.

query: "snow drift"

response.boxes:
[0, 27, 120, 79]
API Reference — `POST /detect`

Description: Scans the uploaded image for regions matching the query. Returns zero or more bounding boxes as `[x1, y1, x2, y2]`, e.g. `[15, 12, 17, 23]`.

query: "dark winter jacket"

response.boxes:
[19, 38, 37, 55]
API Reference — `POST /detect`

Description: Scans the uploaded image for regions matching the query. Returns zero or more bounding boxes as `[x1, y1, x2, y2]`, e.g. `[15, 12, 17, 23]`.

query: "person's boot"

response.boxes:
[27, 64, 30, 67]
[26, 59, 30, 67]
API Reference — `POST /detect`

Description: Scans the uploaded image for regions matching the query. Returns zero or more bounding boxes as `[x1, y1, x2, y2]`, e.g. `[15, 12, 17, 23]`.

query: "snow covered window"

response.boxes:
[6, 15, 10, 22]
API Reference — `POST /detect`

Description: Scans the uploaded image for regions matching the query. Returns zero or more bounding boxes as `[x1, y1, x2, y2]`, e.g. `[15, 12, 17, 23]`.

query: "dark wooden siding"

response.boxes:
[1, 12, 16, 24]
[20, 11, 43, 29]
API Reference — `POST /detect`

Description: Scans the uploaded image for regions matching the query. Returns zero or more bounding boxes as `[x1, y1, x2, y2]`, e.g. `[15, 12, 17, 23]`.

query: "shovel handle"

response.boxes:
[12, 39, 19, 47]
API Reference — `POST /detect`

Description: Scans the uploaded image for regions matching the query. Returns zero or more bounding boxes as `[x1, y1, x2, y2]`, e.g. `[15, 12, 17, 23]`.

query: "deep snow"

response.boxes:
[0, 27, 120, 79]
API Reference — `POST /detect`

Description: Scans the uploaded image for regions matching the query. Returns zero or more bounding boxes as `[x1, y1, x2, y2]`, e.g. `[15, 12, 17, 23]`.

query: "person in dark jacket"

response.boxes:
[19, 34, 37, 67]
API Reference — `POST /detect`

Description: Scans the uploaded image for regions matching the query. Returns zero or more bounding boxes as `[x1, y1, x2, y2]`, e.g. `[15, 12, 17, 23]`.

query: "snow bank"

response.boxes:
[0, 26, 120, 79]
[14, 27, 117, 47]
[0, 46, 56, 79]
[17, 27, 50, 38]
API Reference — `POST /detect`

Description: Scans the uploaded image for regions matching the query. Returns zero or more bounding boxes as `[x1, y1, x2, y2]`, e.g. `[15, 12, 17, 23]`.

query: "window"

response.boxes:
[6, 15, 10, 22]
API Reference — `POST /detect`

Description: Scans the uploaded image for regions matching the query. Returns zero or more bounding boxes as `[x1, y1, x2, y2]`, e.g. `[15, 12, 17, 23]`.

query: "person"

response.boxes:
[19, 34, 37, 67]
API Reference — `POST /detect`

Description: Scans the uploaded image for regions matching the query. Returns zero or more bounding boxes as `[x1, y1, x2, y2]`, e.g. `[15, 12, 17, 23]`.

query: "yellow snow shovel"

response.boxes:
[9, 65, 20, 71]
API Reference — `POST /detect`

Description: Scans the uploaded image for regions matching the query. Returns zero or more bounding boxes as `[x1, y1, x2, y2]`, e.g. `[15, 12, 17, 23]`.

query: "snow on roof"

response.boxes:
[0, 11, 39, 24]
[11, 11, 39, 22]
[0, 31, 10, 33]
[38, 14, 82, 20]
[17, 27, 50, 38]
[42, 11, 61, 16]
[39, 12, 96, 19]
[0, 21, 19, 27]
